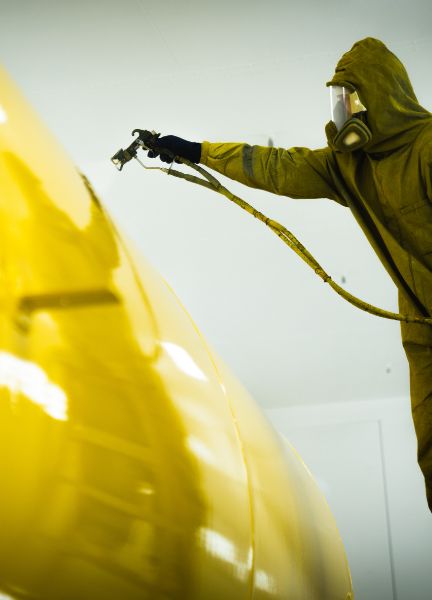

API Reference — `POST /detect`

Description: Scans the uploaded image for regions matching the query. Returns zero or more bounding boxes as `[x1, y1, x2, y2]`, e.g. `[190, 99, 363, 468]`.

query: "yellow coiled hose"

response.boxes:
[134, 154, 432, 327]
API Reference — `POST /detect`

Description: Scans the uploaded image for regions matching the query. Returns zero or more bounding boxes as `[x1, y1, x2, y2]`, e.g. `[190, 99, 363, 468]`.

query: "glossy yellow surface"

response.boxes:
[0, 66, 353, 600]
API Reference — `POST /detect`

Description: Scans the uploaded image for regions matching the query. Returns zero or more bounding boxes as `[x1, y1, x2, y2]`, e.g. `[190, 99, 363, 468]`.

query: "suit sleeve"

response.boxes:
[200, 141, 347, 205]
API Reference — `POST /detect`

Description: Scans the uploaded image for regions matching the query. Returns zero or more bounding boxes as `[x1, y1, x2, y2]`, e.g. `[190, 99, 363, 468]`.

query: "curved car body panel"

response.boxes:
[0, 67, 353, 600]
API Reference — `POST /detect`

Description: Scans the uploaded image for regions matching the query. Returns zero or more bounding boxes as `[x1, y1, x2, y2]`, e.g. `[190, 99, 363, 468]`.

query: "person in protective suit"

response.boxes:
[147, 37, 432, 512]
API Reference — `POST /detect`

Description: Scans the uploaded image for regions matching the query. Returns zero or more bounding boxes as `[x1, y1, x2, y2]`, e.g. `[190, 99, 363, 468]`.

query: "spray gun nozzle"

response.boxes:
[111, 129, 161, 171]
[111, 146, 137, 171]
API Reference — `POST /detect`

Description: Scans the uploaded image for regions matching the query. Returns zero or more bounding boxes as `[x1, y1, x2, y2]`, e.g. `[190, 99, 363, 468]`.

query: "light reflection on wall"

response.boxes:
[0, 592, 18, 600]
[161, 342, 207, 381]
[0, 105, 7, 124]
[0, 351, 68, 421]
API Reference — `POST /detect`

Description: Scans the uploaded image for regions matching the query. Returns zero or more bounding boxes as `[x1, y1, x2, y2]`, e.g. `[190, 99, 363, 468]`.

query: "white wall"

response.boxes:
[266, 397, 432, 600]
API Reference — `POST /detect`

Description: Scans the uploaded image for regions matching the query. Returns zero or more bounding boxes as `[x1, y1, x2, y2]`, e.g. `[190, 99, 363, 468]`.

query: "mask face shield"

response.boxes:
[330, 86, 367, 131]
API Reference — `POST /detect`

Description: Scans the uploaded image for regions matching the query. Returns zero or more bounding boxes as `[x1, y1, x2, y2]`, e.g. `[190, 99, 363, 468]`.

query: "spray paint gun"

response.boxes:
[111, 129, 161, 171]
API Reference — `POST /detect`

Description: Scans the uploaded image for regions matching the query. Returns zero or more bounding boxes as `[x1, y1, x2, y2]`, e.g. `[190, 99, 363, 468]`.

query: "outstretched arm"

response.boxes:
[144, 134, 346, 205]
[200, 141, 346, 204]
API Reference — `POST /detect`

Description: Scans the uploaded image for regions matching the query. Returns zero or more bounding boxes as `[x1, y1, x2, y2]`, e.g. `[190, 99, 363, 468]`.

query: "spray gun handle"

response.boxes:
[131, 129, 161, 151]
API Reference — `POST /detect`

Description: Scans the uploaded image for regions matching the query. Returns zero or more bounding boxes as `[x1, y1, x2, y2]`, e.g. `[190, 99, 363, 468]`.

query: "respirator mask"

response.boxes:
[325, 86, 371, 152]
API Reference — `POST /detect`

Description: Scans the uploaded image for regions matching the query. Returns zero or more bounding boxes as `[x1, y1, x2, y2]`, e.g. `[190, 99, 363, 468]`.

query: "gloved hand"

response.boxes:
[147, 135, 201, 164]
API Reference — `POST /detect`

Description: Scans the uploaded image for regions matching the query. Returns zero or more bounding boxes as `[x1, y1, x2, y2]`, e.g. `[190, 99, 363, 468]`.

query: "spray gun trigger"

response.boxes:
[131, 129, 161, 152]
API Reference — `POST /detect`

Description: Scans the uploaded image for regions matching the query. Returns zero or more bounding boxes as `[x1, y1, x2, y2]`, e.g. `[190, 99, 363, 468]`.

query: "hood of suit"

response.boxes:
[327, 37, 432, 154]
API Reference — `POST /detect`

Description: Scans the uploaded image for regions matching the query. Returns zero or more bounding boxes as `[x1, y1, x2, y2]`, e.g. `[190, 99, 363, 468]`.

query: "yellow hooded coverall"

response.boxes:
[199, 38, 432, 511]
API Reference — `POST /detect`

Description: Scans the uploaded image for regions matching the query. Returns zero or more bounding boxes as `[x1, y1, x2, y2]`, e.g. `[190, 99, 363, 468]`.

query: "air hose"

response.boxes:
[112, 131, 432, 327]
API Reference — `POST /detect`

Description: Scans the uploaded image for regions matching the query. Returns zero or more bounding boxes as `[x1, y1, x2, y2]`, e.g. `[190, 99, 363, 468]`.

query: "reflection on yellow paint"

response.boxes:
[161, 341, 207, 381]
[199, 527, 237, 562]
[0, 105, 7, 124]
[199, 526, 303, 594]
[138, 484, 155, 496]
[255, 569, 277, 594]
[0, 592, 17, 600]
[198, 528, 251, 581]
[0, 351, 67, 421]
[187, 436, 216, 466]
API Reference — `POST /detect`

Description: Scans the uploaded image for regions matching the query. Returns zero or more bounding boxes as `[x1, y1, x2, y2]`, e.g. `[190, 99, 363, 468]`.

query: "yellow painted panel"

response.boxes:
[0, 67, 252, 600]
[0, 66, 353, 600]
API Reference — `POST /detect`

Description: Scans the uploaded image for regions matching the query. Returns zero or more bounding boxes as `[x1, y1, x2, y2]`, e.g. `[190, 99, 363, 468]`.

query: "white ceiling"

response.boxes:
[1, 0, 431, 408]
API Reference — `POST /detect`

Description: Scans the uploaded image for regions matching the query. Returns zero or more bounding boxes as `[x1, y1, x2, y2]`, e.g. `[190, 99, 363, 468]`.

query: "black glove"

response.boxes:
[147, 135, 201, 164]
